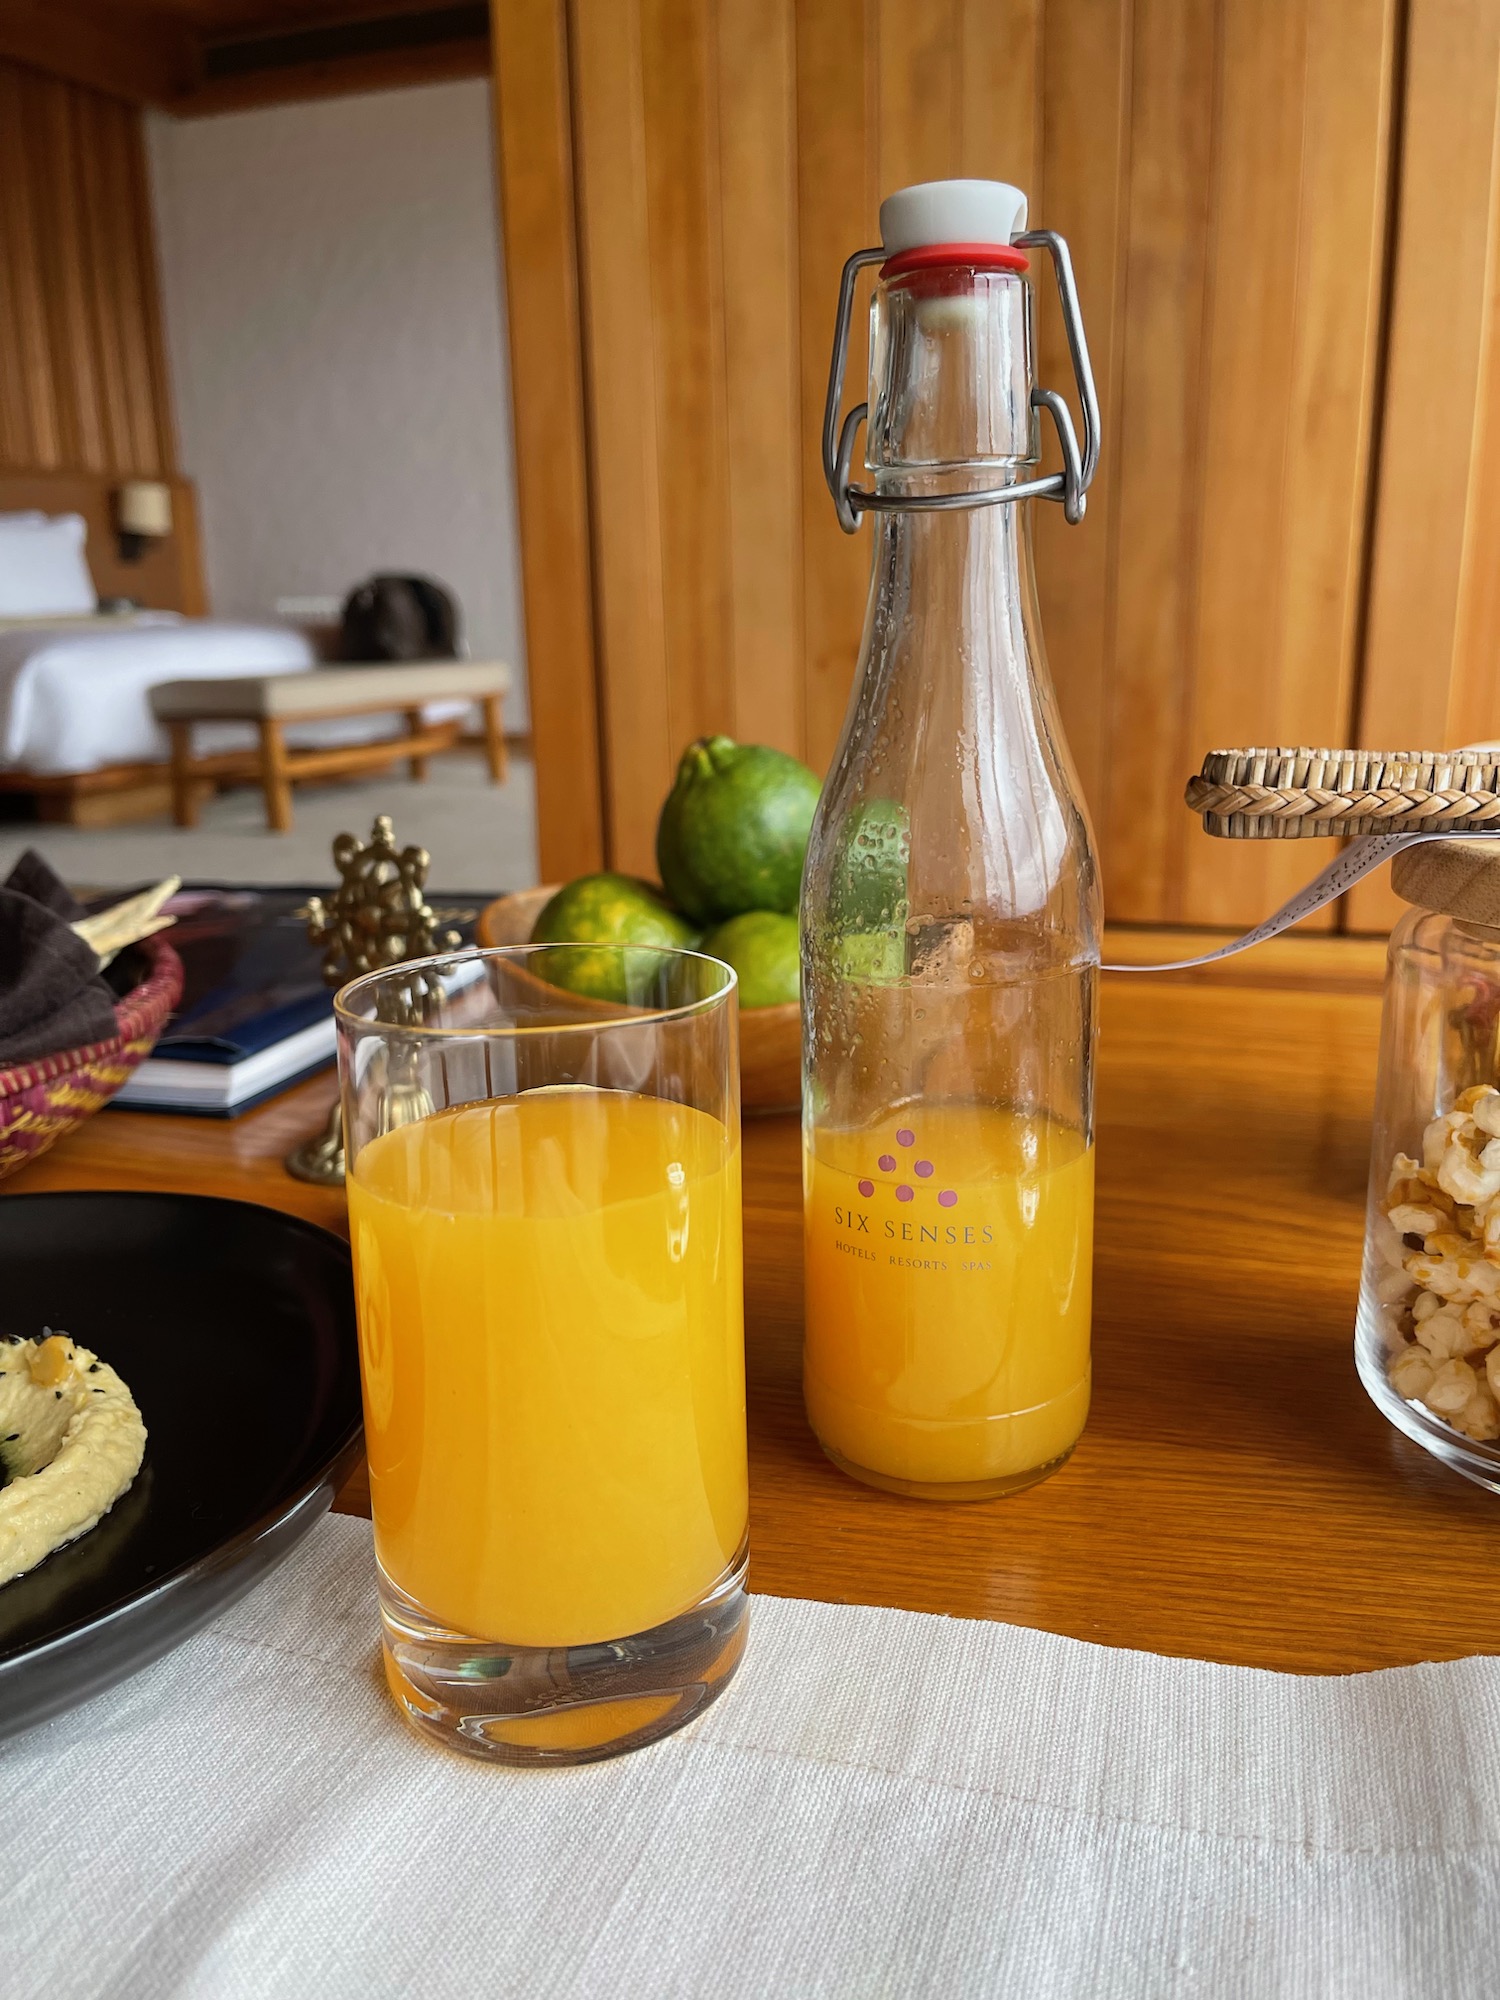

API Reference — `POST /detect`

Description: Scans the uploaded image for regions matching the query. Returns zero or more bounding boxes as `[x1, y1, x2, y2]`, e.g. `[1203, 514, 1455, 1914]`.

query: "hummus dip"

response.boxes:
[0, 1332, 146, 1587]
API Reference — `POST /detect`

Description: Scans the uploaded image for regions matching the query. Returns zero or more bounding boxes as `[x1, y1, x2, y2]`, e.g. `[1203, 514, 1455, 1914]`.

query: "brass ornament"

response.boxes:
[301, 814, 464, 989]
[285, 815, 470, 1187]
[285, 1096, 346, 1188]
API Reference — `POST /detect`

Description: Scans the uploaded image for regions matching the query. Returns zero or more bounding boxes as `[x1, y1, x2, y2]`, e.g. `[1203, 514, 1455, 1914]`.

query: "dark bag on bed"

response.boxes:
[340, 575, 460, 663]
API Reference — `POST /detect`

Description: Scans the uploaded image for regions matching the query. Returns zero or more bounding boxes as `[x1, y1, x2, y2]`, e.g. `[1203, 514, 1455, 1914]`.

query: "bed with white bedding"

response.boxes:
[0, 612, 465, 775]
[0, 514, 469, 811]
[0, 613, 315, 773]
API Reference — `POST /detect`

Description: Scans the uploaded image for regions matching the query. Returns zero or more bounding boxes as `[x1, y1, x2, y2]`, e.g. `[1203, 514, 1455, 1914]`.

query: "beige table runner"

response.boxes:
[4, 1513, 1497, 1998]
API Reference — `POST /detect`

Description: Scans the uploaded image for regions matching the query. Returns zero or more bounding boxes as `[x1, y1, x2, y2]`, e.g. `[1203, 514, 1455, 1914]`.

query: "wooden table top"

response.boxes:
[9, 942, 1497, 1675]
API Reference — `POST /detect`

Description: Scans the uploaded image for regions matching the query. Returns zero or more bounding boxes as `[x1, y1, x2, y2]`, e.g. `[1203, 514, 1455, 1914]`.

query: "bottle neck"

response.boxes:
[851, 434, 1084, 934]
[869, 496, 1047, 763]
[866, 266, 1037, 494]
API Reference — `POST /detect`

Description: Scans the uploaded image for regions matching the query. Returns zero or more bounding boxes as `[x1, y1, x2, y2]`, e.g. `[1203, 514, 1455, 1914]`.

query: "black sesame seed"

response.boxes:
[4, 1433, 16, 1442]
[88, 1364, 99, 1374]
[91, 1389, 104, 1396]
[53, 1390, 62, 1400]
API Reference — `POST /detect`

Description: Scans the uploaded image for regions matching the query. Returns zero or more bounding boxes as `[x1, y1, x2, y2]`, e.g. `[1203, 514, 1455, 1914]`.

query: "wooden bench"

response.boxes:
[149, 661, 511, 832]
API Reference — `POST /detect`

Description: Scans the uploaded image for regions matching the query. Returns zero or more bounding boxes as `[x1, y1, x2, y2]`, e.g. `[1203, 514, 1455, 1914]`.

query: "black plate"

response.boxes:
[0, 1192, 363, 1738]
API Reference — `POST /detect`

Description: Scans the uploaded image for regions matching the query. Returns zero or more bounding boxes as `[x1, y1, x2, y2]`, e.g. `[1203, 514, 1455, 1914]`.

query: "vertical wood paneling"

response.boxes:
[797, 0, 878, 774]
[717, 0, 805, 760]
[1179, 0, 1394, 928]
[492, 0, 606, 881]
[570, 0, 673, 873]
[1098, 0, 1213, 921]
[507, 0, 1402, 923]
[118, 99, 174, 473]
[78, 95, 132, 474]
[1350, 0, 1500, 930]
[957, 0, 1043, 195]
[0, 59, 175, 479]
[35, 80, 107, 471]
[0, 68, 58, 467]
[1182, 0, 1314, 922]
[1031, 0, 1130, 837]
[640, 0, 735, 787]
[877, 0, 959, 192]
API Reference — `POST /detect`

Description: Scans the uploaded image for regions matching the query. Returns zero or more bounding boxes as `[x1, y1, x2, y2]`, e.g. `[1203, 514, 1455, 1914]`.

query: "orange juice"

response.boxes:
[803, 1104, 1093, 1494]
[347, 1087, 746, 1647]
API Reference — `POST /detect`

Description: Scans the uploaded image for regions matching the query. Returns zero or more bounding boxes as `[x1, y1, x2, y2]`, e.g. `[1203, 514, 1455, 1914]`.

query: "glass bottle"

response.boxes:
[801, 179, 1102, 1501]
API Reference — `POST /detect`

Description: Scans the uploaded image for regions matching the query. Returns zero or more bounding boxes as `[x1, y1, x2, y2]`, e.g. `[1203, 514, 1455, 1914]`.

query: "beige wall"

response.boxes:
[149, 79, 529, 717]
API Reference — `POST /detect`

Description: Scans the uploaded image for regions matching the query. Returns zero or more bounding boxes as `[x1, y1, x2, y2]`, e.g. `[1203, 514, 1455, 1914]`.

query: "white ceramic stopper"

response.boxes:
[878, 179, 1029, 254]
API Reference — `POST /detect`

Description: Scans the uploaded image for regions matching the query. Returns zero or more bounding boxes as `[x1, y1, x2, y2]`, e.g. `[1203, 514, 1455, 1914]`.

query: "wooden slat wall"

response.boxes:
[491, 0, 605, 880]
[0, 60, 177, 480]
[1349, 0, 1500, 930]
[496, 0, 1397, 919]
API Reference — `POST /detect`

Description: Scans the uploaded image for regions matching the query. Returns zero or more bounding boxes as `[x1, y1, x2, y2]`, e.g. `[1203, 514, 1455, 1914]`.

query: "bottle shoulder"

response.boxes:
[803, 761, 1100, 942]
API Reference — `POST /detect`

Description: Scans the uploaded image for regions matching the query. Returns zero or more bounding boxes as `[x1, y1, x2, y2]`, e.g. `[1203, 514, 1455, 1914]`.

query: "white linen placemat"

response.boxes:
[4, 1512, 1498, 1999]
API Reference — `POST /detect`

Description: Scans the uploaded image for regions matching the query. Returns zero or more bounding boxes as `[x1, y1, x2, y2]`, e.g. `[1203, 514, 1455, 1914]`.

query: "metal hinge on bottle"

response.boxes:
[821, 232, 1101, 535]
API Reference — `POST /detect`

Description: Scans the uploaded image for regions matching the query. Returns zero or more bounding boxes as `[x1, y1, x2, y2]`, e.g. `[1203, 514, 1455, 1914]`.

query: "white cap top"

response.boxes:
[878, 179, 1028, 255]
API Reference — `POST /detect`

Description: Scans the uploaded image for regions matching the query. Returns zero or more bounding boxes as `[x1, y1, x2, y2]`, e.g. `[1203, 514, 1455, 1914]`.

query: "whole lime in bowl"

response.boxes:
[530, 872, 697, 1004]
[699, 910, 801, 1009]
[656, 736, 822, 925]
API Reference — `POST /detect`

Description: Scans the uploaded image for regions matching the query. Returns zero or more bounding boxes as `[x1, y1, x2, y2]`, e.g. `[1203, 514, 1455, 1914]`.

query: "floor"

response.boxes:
[0, 746, 539, 895]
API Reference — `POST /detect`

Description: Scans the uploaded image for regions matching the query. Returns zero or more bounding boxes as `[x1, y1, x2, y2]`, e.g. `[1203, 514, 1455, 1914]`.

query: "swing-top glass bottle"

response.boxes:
[801, 179, 1102, 1500]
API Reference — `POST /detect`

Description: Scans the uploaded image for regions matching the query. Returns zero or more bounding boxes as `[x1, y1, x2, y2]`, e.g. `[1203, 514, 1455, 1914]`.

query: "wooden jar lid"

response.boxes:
[1392, 840, 1500, 925]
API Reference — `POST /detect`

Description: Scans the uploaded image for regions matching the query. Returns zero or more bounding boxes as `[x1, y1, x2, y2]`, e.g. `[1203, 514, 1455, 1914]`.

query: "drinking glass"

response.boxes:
[336, 944, 747, 1764]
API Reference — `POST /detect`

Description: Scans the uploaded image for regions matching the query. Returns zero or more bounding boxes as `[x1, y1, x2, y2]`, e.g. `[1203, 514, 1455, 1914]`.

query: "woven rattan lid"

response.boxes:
[1185, 745, 1500, 839]
[1391, 840, 1500, 925]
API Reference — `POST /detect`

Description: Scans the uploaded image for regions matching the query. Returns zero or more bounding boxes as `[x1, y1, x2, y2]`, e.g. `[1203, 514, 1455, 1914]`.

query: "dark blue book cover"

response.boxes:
[120, 883, 482, 1066]
[149, 887, 333, 1064]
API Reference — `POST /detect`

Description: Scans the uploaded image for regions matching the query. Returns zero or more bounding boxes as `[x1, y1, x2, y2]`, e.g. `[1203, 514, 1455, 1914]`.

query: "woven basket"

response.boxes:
[1185, 746, 1500, 838]
[0, 934, 184, 1182]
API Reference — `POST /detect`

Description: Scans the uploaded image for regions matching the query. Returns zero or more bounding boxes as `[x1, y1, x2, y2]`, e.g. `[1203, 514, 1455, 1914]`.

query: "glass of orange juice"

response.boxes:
[336, 943, 747, 1765]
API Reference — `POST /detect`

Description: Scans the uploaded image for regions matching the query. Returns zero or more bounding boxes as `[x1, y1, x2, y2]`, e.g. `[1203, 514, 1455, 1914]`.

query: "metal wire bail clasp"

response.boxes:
[820, 231, 1101, 535]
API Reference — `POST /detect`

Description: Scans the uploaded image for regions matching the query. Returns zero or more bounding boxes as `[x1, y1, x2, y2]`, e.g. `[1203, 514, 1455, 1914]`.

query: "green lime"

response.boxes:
[530, 872, 697, 1003]
[656, 736, 822, 925]
[835, 930, 906, 983]
[830, 798, 910, 929]
[700, 910, 801, 1009]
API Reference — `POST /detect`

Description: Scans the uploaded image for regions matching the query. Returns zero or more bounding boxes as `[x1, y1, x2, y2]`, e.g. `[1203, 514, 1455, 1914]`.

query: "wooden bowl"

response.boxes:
[477, 888, 800, 1115]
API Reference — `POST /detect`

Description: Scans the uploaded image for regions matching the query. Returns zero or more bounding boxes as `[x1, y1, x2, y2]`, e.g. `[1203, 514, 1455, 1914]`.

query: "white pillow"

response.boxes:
[0, 513, 97, 617]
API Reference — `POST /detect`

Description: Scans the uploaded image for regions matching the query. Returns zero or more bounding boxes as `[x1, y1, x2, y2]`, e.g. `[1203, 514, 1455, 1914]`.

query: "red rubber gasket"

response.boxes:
[880, 241, 1030, 282]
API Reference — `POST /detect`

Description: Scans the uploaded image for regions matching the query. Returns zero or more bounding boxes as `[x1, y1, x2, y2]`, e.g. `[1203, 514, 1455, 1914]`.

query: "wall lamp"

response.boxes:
[115, 479, 173, 562]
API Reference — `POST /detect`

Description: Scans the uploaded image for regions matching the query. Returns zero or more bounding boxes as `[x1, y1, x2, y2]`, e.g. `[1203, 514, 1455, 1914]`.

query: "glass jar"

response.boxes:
[1358, 840, 1500, 1492]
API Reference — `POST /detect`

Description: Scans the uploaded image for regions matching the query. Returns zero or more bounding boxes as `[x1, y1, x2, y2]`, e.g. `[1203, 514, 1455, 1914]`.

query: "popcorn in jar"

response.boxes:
[1358, 839, 1500, 1491]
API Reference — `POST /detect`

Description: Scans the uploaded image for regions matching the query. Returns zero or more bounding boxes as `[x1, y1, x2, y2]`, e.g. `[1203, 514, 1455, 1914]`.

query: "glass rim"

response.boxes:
[333, 941, 739, 1040]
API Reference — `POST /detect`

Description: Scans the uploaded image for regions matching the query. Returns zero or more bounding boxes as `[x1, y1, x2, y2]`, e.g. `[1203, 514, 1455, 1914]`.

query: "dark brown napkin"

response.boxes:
[0, 851, 119, 1064]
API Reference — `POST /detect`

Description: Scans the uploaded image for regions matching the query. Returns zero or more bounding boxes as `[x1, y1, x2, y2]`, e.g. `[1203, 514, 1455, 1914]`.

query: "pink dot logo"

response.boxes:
[855, 1123, 958, 1211]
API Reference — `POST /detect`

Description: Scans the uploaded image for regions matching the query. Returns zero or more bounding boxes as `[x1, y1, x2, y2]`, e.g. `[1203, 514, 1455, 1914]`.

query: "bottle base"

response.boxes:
[818, 1438, 1077, 1501]
[377, 1542, 749, 1765]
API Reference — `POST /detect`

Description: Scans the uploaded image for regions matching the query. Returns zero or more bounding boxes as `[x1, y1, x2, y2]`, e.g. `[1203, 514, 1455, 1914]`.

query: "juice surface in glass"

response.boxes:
[803, 1103, 1092, 1493]
[347, 1087, 746, 1648]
